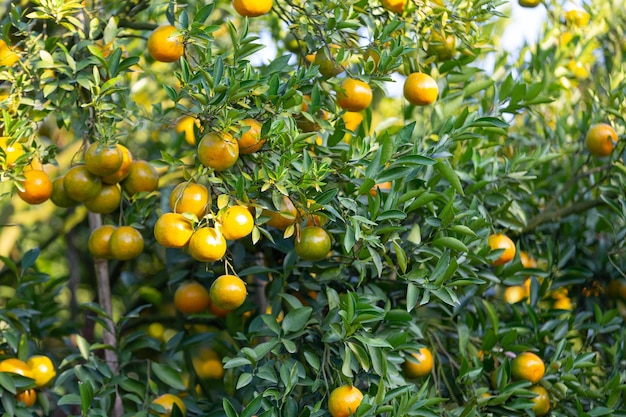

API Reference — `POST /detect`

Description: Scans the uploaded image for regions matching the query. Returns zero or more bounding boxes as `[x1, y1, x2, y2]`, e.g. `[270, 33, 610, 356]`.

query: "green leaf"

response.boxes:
[79, 380, 94, 415]
[432, 237, 468, 252]
[151, 363, 187, 391]
[241, 395, 263, 417]
[20, 247, 40, 273]
[223, 398, 239, 417]
[434, 160, 464, 196]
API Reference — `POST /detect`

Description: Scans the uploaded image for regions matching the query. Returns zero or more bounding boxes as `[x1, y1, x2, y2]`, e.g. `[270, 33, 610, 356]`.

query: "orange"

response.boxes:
[147, 25, 184, 63]
[381, 0, 406, 13]
[553, 297, 573, 310]
[233, 0, 273, 17]
[403, 347, 434, 378]
[518, 0, 540, 7]
[84, 143, 123, 177]
[519, 251, 537, 268]
[109, 226, 144, 261]
[17, 170, 53, 204]
[296, 98, 330, 132]
[550, 287, 568, 300]
[15, 389, 37, 407]
[122, 160, 159, 196]
[528, 385, 550, 416]
[0, 136, 24, 168]
[295, 226, 331, 261]
[152, 393, 186, 417]
[102, 144, 133, 184]
[26, 355, 56, 387]
[192, 351, 224, 379]
[50, 176, 79, 208]
[0, 358, 34, 379]
[64, 165, 102, 202]
[210, 274, 247, 310]
[403, 72, 438, 106]
[328, 385, 363, 417]
[176, 116, 198, 146]
[503, 286, 526, 304]
[174, 282, 210, 315]
[585, 123, 617, 157]
[511, 352, 545, 384]
[84, 183, 122, 214]
[0, 40, 19, 67]
[369, 181, 392, 197]
[263, 196, 298, 230]
[488, 233, 516, 266]
[238, 119, 266, 154]
[88, 225, 117, 259]
[154, 213, 194, 249]
[314, 46, 344, 78]
[197, 132, 239, 171]
[564, 9, 590, 27]
[187, 227, 227, 262]
[342, 111, 364, 132]
[169, 182, 209, 219]
[428, 32, 456, 61]
[220, 205, 254, 240]
[337, 79, 373, 112]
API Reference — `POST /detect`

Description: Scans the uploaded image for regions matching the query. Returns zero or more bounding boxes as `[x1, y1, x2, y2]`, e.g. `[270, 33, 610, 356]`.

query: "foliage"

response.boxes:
[0, 0, 625, 416]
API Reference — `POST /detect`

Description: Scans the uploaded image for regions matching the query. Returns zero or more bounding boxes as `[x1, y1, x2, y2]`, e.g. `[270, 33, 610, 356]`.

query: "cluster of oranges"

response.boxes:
[510, 352, 550, 416]
[173, 277, 247, 317]
[0, 355, 56, 408]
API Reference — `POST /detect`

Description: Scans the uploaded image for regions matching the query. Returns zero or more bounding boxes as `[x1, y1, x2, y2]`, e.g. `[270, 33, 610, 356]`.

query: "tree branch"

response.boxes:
[521, 198, 607, 234]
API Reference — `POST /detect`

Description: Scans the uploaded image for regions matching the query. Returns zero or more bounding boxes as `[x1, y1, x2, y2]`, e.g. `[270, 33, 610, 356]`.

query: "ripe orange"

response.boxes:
[518, 0, 540, 7]
[17, 170, 53, 204]
[174, 282, 210, 315]
[154, 213, 194, 249]
[337, 79, 373, 112]
[528, 385, 550, 416]
[503, 286, 526, 304]
[122, 160, 159, 196]
[233, 0, 273, 17]
[64, 165, 102, 202]
[15, 389, 37, 407]
[210, 274, 247, 310]
[84, 183, 122, 214]
[519, 251, 537, 268]
[238, 119, 266, 154]
[102, 144, 133, 184]
[192, 350, 224, 379]
[564, 9, 590, 27]
[187, 227, 227, 262]
[585, 123, 617, 157]
[403, 72, 438, 106]
[176, 116, 198, 146]
[342, 111, 364, 132]
[169, 182, 209, 219]
[26, 355, 56, 388]
[295, 226, 331, 261]
[0, 40, 19, 67]
[197, 132, 239, 171]
[0, 358, 34, 379]
[403, 347, 434, 378]
[553, 297, 573, 310]
[109, 226, 144, 261]
[381, 0, 406, 13]
[84, 143, 123, 177]
[488, 233, 516, 266]
[511, 352, 545, 384]
[0, 136, 24, 168]
[220, 205, 254, 240]
[263, 196, 298, 230]
[88, 225, 117, 259]
[314, 46, 344, 78]
[148, 25, 184, 63]
[328, 385, 363, 417]
[50, 176, 79, 208]
[152, 393, 186, 417]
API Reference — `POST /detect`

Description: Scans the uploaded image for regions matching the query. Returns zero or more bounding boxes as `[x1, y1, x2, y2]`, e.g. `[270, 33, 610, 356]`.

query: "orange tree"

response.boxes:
[0, 0, 625, 416]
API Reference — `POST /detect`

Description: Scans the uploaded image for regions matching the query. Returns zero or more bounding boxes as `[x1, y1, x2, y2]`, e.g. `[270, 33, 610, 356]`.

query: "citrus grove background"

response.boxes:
[0, 0, 625, 415]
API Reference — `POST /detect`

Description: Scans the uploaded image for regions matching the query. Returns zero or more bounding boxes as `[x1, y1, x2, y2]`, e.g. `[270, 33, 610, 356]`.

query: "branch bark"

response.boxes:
[520, 198, 606, 234]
